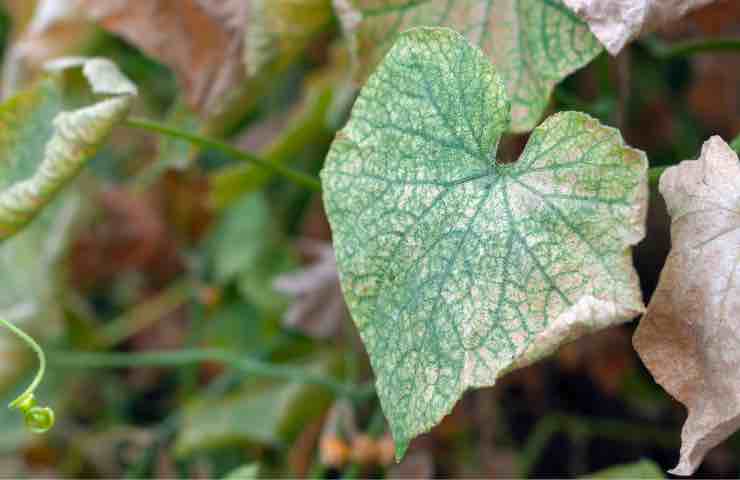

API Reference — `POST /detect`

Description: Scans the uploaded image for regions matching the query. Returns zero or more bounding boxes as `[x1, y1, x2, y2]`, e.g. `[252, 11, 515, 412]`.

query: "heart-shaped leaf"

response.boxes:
[334, 0, 603, 132]
[321, 27, 647, 457]
[0, 57, 137, 240]
[633, 136, 740, 476]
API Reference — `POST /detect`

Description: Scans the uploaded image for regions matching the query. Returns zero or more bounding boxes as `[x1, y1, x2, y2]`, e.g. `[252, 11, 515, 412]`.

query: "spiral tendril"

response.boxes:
[0, 318, 54, 434]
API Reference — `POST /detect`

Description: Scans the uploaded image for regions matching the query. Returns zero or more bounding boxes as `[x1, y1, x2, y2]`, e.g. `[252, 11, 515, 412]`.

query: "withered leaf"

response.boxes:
[564, 0, 717, 54]
[634, 136, 740, 476]
[79, 0, 248, 114]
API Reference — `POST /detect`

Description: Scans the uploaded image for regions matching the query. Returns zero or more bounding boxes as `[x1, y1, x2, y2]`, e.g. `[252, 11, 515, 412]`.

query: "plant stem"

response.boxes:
[97, 279, 194, 347]
[51, 349, 375, 401]
[125, 117, 322, 192]
[645, 36, 740, 59]
[0, 318, 46, 409]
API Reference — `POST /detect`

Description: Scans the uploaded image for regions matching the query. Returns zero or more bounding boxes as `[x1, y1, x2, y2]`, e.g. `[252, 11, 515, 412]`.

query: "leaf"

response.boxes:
[206, 192, 296, 314]
[274, 240, 348, 339]
[563, 0, 717, 55]
[0, 57, 136, 240]
[585, 459, 665, 479]
[79, 0, 247, 114]
[633, 136, 740, 476]
[175, 352, 342, 454]
[223, 463, 260, 480]
[334, 0, 603, 132]
[321, 27, 647, 458]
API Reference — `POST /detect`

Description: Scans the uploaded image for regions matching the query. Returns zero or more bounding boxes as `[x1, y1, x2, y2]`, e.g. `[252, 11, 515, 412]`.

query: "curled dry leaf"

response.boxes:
[633, 136, 740, 476]
[563, 0, 717, 55]
[0, 57, 137, 240]
[79, 0, 248, 114]
[322, 28, 647, 458]
[274, 240, 348, 339]
[334, 0, 603, 133]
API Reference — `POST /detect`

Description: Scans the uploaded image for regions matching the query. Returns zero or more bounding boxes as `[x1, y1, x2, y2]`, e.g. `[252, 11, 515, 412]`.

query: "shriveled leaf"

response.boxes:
[321, 28, 647, 458]
[563, 0, 716, 55]
[633, 136, 740, 476]
[585, 459, 665, 479]
[0, 57, 136, 240]
[246, 0, 333, 76]
[334, 0, 603, 132]
[79, 0, 247, 114]
[175, 352, 342, 454]
[274, 240, 348, 339]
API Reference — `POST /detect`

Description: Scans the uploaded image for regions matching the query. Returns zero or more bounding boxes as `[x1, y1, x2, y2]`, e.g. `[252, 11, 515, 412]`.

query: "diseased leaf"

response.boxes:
[321, 28, 647, 458]
[0, 57, 136, 240]
[334, 0, 603, 132]
[79, 0, 247, 114]
[563, 0, 717, 55]
[633, 136, 740, 476]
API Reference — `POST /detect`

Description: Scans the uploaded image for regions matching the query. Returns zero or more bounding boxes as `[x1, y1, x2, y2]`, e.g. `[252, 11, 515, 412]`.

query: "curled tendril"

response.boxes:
[0, 318, 54, 433]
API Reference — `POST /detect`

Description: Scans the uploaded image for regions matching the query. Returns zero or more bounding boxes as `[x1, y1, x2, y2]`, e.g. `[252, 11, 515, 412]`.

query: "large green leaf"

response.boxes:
[321, 28, 647, 457]
[0, 57, 136, 240]
[335, 0, 603, 132]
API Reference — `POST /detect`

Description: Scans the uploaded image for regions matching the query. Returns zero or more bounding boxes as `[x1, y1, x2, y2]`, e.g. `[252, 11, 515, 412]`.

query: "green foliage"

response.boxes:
[322, 27, 646, 456]
[585, 459, 665, 479]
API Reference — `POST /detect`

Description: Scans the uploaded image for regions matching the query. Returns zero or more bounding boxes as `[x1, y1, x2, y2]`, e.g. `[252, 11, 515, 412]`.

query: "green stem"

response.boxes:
[645, 36, 740, 59]
[731, 133, 740, 154]
[0, 318, 45, 408]
[0, 318, 54, 433]
[52, 349, 375, 401]
[125, 117, 322, 192]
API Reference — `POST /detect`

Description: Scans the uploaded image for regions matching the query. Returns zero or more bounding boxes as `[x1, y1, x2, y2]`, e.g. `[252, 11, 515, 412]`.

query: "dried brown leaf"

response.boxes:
[564, 0, 717, 54]
[633, 136, 740, 476]
[79, 0, 248, 114]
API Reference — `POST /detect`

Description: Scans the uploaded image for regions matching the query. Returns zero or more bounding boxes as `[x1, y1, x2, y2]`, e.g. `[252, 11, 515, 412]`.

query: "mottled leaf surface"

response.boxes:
[321, 28, 647, 457]
[0, 57, 136, 240]
[335, 0, 603, 132]
[634, 136, 740, 476]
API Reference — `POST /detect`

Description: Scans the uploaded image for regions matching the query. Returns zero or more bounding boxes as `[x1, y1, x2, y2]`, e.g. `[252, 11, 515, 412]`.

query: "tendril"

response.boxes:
[0, 318, 54, 433]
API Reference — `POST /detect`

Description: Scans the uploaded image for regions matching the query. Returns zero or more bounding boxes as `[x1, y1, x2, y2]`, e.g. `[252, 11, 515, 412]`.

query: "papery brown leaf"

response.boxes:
[79, 0, 248, 114]
[633, 136, 740, 476]
[273, 240, 348, 339]
[563, 0, 717, 54]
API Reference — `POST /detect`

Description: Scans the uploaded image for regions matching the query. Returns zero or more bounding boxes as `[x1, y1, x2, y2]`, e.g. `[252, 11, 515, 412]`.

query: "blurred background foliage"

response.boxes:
[0, 0, 737, 478]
